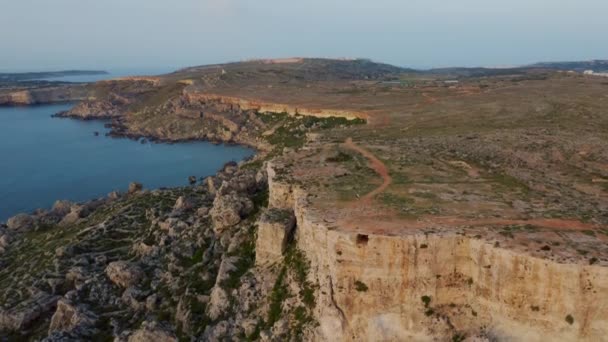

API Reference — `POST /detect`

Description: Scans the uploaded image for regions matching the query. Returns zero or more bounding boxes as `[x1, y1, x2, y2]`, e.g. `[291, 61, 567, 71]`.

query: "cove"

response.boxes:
[0, 103, 254, 222]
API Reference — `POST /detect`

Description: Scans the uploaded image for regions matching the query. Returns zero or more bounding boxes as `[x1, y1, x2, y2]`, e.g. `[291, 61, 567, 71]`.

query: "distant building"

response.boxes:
[583, 70, 608, 77]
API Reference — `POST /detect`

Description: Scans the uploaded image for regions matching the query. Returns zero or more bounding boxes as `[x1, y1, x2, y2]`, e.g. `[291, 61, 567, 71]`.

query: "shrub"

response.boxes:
[421, 295, 431, 308]
[565, 314, 574, 325]
[354, 280, 368, 292]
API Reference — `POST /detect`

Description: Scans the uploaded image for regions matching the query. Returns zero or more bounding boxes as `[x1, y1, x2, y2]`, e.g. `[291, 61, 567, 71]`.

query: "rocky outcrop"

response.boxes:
[6, 213, 35, 232]
[128, 321, 177, 342]
[0, 227, 10, 254]
[0, 292, 60, 331]
[185, 93, 368, 121]
[58, 99, 122, 119]
[209, 168, 260, 234]
[105, 261, 144, 288]
[255, 208, 296, 264]
[128, 182, 143, 194]
[267, 162, 295, 210]
[48, 299, 98, 336]
[210, 191, 253, 233]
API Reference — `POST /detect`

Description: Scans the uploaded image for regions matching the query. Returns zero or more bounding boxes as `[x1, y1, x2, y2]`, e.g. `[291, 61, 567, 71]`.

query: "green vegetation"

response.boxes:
[129, 83, 186, 112]
[222, 225, 257, 290]
[491, 173, 530, 194]
[421, 295, 432, 308]
[263, 246, 316, 339]
[285, 247, 316, 308]
[566, 314, 574, 325]
[258, 112, 365, 153]
[354, 280, 369, 292]
[327, 151, 354, 163]
[452, 333, 466, 342]
[267, 267, 289, 328]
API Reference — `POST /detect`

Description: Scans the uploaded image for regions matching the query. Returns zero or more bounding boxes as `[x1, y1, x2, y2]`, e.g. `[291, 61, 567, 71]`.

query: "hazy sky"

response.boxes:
[1, 0, 607, 71]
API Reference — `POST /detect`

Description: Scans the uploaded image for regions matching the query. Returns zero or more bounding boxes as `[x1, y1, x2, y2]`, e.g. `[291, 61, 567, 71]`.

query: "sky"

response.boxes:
[1, 0, 607, 72]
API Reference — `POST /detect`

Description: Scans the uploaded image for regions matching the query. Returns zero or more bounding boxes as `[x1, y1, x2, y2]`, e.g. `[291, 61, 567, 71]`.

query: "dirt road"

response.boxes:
[343, 138, 391, 202]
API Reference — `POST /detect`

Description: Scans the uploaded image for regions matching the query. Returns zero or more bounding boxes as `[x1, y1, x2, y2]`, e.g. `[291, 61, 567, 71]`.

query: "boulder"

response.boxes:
[0, 229, 10, 250]
[0, 292, 60, 331]
[51, 200, 73, 218]
[202, 320, 231, 341]
[210, 192, 253, 234]
[108, 190, 121, 201]
[122, 287, 145, 311]
[59, 209, 81, 226]
[128, 321, 177, 342]
[196, 206, 210, 217]
[7, 213, 35, 231]
[105, 261, 144, 288]
[173, 196, 193, 212]
[205, 176, 221, 194]
[223, 161, 238, 174]
[175, 296, 192, 333]
[132, 242, 159, 257]
[128, 182, 143, 194]
[206, 286, 230, 320]
[48, 299, 97, 335]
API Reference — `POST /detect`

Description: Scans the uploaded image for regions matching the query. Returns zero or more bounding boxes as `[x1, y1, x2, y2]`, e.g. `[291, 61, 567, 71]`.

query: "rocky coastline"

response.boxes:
[0, 161, 317, 340]
[3, 58, 608, 341]
[0, 87, 327, 340]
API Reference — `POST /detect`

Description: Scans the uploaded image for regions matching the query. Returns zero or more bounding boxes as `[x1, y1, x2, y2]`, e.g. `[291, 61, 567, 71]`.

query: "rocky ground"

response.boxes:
[2, 58, 608, 341]
[0, 161, 318, 341]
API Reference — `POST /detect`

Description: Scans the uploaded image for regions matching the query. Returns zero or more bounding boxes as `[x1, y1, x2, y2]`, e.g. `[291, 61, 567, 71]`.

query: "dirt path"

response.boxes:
[343, 138, 391, 202]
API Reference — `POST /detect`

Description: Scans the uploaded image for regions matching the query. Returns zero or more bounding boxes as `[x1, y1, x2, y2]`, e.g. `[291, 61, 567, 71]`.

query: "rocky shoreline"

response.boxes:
[0, 157, 317, 341]
[0, 88, 326, 340]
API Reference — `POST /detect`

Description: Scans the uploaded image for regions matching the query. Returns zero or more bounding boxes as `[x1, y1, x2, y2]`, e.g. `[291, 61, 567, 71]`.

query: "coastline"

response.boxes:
[1, 101, 264, 225]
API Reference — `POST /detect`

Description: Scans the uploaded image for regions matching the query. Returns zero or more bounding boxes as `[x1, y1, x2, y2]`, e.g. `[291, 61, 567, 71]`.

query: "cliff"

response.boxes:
[0, 85, 90, 105]
[261, 162, 608, 341]
[185, 93, 368, 122]
[3, 58, 608, 340]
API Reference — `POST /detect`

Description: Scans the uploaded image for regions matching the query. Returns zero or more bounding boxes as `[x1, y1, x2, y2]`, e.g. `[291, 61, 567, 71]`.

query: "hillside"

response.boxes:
[530, 59, 608, 72]
[1, 58, 608, 341]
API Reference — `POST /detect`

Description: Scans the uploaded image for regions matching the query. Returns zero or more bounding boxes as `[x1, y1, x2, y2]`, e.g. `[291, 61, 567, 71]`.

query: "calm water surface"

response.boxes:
[0, 103, 254, 221]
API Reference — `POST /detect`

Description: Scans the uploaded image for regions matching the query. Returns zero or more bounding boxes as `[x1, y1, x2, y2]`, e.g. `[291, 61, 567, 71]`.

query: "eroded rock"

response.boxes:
[105, 261, 144, 288]
[128, 182, 143, 194]
[210, 191, 253, 234]
[128, 321, 177, 342]
[255, 208, 296, 264]
[7, 213, 35, 231]
[48, 299, 98, 335]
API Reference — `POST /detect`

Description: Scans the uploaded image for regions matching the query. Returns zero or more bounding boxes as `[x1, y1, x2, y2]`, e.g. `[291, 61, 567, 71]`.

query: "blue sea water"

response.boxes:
[0, 103, 254, 222]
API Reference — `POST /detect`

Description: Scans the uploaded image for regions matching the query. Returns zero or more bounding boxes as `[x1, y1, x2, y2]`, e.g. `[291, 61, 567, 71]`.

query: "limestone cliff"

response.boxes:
[185, 93, 368, 121]
[0, 85, 90, 105]
[261, 163, 608, 342]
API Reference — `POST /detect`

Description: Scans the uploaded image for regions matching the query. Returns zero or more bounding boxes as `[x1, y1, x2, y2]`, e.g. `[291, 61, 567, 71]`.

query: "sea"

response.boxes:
[0, 70, 254, 222]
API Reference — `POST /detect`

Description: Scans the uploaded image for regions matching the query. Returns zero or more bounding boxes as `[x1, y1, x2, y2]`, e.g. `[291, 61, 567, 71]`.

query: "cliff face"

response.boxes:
[184, 93, 368, 121]
[0, 85, 90, 105]
[263, 163, 608, 341]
